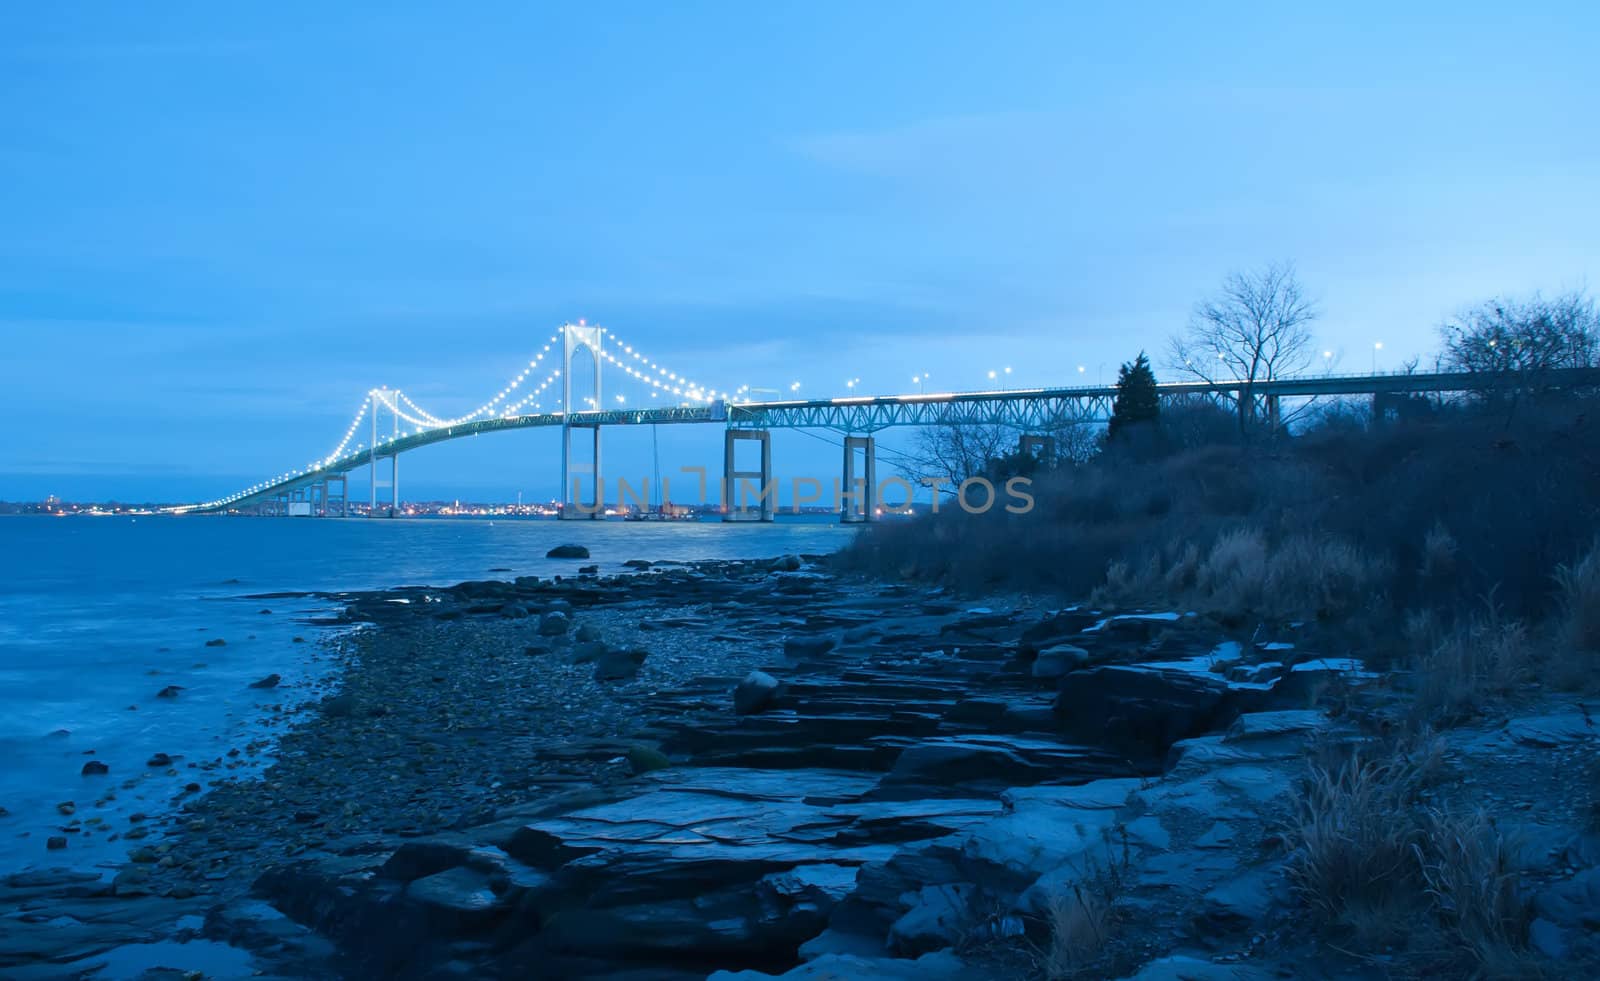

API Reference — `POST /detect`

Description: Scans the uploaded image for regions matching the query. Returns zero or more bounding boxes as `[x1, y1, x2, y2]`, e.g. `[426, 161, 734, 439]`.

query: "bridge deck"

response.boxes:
[182, 367, 1600, 513]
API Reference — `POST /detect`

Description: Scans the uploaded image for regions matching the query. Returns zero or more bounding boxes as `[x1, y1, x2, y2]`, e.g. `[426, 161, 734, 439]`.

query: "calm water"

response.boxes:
[0, 514, 854, 872]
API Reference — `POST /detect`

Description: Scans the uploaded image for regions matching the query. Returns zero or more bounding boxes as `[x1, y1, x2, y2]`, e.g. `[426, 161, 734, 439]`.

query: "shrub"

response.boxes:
[1286, 751, 1432, 946]
[1286, 745, 1540, 973]
[1036, 839, 1130, 980]
[845, 399, 1599, 660]
[1409, 608, 1533, 726]
[1415, 809, 1537, 977]
[1555, 538, 1600, 659]
[1041, 883, 1112, 979]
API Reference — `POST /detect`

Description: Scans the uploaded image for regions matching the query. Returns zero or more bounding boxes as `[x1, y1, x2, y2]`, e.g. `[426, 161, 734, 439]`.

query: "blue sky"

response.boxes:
[2, 3, 1596, 502]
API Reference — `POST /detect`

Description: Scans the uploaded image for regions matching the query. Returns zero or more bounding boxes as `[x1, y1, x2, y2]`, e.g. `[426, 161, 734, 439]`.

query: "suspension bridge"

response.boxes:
[176, 323, 1600, 522]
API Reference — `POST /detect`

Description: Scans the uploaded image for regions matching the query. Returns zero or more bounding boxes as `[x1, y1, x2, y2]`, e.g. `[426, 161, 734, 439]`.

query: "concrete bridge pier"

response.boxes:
[723, 429, 774, 522]
[560, 423, 603, 519]
[323, 474, 349, 517]
[840, 435, 876, 523]
[1018, 434, 1058, 470]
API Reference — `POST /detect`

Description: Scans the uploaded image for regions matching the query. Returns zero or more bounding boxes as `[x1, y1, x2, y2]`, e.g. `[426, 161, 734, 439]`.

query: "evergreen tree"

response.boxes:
[1108, 351, 1160, 441]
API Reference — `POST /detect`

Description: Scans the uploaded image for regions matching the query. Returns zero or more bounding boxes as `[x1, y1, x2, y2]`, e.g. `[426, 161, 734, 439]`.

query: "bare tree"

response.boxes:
[1439, 290, 1598, 375]
[1169, 261, 1320, 435]
[1437, 289, 1598, 421]
[899, 415, 1103, 493]
[902, 423, 1015, 490]
[1045, 419, 1103, 466]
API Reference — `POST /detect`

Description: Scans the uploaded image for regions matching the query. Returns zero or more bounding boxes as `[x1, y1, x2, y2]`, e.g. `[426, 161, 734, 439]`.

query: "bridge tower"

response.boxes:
[367, 388, 401, 517]
[560, 323, 605, 519]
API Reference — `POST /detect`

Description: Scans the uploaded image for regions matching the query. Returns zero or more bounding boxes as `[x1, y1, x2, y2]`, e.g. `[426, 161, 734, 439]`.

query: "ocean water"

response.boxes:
[0, 514, 855, 873]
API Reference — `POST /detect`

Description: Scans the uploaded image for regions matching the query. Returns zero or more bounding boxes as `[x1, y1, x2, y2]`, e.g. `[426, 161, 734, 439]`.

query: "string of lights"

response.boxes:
[383, 333, 562, 427]
[183, 324, 743, 511]
[596, 328, 728, 403]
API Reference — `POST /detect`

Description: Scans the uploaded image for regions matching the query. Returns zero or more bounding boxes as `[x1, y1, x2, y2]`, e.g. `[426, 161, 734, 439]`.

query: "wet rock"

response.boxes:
[538, 612, 572, 637]
[594, 648, 648, 681]
[322, 694, 358, 717]
[113, 865, 154, 897]
[710, 949, 971, 980]
[769, 554, 803, 573]
[156, 685, 184, 698]
[146, 753, 172, 767]
[56, 801, 76, 816]
[1534, 866, 1600, 930]
[406, 865, 506, 931]
[575, 623, 602, 643]
[627, 745, 672, 774]
[734, 670, 780, 715]
[1017, 610, 1099, 655]
[81, 760, 109, 776]
[249, 673, 282, 689]
[1506, 711, 1597, 748]
[1054, 665, 1237, 758]
[1115, 955, 1275, 981]
[578, 565, 599, 575]
[499, 603, 530, 620]
[623, 559, 653, 570]
[378, 841, 474, 882]
[885, 735, 1123, 789]
[46, 836, 67, 850]
[1198, 866, 1279, 929]
[784, 635, 836, 659]
[205, 637, 227, 647]
[570, 641, 608, 664]
[1530, 916, 1569, 960]
[546, 544, 590, 559]
[887, 882, 976, 955]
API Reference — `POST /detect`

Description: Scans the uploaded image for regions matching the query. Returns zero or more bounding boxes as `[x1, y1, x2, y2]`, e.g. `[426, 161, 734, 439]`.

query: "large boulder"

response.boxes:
[546, 544, 590, 559]
[734, 671, 781, 715]
[1054, 666, 1238, 758]
[537, 612, 571, 637]
[887, 883, 976, 955]
[1031, 643, 1092, 679]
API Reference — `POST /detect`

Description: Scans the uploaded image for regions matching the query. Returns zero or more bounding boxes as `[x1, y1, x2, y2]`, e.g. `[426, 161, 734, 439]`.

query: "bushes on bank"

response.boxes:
[843, 400, 1600, 637]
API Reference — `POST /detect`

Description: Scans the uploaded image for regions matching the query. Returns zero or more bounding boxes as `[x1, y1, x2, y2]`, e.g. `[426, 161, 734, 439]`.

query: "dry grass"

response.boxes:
[1036, 835, 1131, 979]
[1420, 522, 1460, 583]
[1095, 528, 1388, 623]
[1415, 809, 1539, 978]
[1555, 538, 1600, 669]
[1409, 607, 1534, 726]
[1286, 751, 1433, 946]
[1287, 746, 1542, 976]
[1041, 883, 1112, 979]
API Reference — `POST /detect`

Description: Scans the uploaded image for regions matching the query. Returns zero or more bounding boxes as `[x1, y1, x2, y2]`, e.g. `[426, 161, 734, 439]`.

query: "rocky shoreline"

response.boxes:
[4, 555, 1597, 979]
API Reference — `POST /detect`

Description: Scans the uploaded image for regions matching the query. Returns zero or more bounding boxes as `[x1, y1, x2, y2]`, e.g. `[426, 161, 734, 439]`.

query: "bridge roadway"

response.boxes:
[185, 366, 1600, 514]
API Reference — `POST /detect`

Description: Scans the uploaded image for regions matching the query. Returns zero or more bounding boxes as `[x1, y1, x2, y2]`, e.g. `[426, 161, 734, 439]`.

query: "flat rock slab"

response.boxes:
[710, 949, 971, 980]
[1223, 709, 1328, 742]
[1506, 712, 1598, 748]
[1115, 954, 1275, 981]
